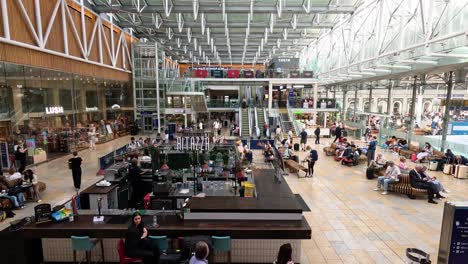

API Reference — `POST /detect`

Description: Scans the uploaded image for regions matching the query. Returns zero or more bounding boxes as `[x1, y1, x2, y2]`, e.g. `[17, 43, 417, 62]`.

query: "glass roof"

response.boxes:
[88, 0, 357, 65]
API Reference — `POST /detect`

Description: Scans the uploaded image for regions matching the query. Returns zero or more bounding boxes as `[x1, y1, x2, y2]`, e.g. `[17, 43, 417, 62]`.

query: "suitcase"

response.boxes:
[294, 143, 300, 151]
[454, 165, 468, 179]
[443, 164, 453, 175]
[429, 161, 438, 171]
[366, 168, 375, 179]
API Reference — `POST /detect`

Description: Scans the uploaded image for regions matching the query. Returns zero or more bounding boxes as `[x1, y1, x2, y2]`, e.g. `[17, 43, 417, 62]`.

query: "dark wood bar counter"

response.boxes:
[20, 214, 310, 240]
[15, 168, 310, 263]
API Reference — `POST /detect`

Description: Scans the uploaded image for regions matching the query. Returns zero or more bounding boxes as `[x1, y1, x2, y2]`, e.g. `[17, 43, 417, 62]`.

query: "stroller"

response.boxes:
[341, 150, 359, 166]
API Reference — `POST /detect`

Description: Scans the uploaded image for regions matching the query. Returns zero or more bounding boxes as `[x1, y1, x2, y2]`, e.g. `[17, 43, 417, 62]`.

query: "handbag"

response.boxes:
[8, 185, 24, 196]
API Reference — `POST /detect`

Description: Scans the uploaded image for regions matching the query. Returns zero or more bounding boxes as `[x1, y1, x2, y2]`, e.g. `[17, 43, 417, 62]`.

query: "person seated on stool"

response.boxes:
[189, 241, 209, 264]
[409, 165, 444, 204]
[125, 212, 160, 264]
[374, 161, 401, 195]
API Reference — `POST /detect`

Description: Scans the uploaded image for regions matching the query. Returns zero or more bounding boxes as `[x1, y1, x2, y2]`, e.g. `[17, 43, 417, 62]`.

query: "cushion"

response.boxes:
[409, 145, 420, 151]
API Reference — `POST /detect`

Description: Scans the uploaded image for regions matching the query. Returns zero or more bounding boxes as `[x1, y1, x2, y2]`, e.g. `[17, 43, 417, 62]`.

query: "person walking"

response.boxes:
[367, 136, 377, 167]
[299, 129, 308, 151]
[333, 125, 342, 143]
[314, 126, 321, 144]
[68, 151, 83, 193]
[15, 140, 27, 172]
[88, 125, 97, 150]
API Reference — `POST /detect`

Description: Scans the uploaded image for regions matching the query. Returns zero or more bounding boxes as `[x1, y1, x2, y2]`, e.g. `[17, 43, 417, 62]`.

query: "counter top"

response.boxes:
[20, 215, 310, 239]
[80, 184, 118, 195]
[187, 169, 302, 213]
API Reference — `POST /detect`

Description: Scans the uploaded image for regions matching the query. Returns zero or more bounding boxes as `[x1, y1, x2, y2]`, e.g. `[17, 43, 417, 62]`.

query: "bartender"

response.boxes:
[128, 158, 145, 207]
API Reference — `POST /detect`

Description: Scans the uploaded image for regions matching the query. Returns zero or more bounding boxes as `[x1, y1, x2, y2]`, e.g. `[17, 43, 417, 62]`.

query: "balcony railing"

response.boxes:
[184, 68, 314, 79]
[206, 99, 239, 108]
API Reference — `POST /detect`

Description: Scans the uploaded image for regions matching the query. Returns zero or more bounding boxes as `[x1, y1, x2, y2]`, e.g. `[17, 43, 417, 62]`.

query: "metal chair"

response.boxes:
[148, 235, 169, 253]
[211, 236, 231, 264]
[71, 235, 104, 264]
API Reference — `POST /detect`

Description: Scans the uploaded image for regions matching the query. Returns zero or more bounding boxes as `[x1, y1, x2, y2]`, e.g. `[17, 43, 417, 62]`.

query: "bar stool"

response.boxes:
[211, 236, 231, 264]
[71, 235, 105, 264]
[148, 235, 168, 253]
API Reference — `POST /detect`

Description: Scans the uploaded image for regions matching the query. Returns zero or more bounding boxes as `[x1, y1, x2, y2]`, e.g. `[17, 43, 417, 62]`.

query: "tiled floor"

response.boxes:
[2, 133, 466, 264]
[286, 137, 466, 264]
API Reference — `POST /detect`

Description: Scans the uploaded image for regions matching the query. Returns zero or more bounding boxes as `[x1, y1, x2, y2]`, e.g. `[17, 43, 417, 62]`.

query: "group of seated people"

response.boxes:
[369, 152, 448, 203]
[125, 212, 296, 264]
[382, 136, 408, 154]
[0, 167, 41, 209]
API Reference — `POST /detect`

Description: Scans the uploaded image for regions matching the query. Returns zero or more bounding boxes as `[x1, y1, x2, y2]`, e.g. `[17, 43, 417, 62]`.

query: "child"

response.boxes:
[398, 156, 409, 173]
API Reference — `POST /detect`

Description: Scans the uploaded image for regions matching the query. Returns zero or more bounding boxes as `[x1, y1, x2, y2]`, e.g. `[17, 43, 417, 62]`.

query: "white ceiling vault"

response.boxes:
[86, 0, 356, 66]
[300, 0, 468, 86]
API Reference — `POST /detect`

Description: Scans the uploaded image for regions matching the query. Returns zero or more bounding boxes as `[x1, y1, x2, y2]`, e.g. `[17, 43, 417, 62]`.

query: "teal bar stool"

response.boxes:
[211, 236, 232, 264]
[71, 235, 105, 264]
[148, 235, 168, 253]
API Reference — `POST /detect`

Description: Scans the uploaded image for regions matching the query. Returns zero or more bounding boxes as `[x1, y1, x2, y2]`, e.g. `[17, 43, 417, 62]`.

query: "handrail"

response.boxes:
[239, 107, 243, 137]
[248, 107, 253, 138]
[263, 107, 268, 125]
[287, 105, 299, 135]
[254, 107, 260, 138]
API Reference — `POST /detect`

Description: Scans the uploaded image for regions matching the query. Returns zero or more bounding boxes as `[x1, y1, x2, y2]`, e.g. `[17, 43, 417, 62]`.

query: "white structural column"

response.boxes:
[1, 0, 10, 39]
[155, 42, 161, 133]
[268, 81, 273, 113]
[313, 82, 318, 120]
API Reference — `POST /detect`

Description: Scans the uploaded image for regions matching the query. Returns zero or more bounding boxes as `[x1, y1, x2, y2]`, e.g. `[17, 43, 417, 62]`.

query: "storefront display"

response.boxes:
[0, 61, 134, 159]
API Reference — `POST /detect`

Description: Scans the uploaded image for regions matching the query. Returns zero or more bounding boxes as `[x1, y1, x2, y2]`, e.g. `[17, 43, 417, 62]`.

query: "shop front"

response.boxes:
[0, 62, 134, 166]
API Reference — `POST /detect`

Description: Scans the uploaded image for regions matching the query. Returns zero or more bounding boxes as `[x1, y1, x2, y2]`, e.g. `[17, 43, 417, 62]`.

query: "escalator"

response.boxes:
[241, 108, 250, 137]
[256, 107, 266, 138]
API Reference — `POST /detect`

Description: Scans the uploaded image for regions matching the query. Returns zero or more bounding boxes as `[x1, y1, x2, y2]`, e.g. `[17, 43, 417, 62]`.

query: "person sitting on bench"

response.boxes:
[409, 165, 444, 204]
[369, 153, 386, 168]
[374, 161, 401, 195]
[283, 146, 298, 162]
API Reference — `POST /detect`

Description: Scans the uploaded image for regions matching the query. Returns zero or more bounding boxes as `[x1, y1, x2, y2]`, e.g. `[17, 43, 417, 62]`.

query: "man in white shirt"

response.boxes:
[128, 137, 138, 151]
[374, 161, 401, 195]
[288, 129, 293, 144]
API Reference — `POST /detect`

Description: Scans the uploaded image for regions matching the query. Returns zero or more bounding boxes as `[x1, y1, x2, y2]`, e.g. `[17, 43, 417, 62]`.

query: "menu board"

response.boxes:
[115, 145, 128, 157]
[34, 204, 52, 223]
[0, 142, 9, 169]
[99, 152, 115, 169]
[448, 208, 468, 263]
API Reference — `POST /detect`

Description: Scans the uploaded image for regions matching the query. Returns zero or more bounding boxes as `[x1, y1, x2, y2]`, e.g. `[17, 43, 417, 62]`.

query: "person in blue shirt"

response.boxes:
[367, 136, 377, 167]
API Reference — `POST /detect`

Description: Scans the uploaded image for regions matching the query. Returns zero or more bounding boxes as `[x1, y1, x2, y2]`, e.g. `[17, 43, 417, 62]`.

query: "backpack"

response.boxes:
[310, 150, 318, 161]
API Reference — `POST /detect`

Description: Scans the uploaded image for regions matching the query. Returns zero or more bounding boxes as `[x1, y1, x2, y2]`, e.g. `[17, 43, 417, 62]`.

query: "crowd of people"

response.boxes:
[0, 167, 41, 210]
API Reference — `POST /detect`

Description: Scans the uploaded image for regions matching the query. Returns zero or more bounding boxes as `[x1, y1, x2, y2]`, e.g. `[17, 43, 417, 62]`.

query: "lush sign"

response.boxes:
[45, 106, 64, 114]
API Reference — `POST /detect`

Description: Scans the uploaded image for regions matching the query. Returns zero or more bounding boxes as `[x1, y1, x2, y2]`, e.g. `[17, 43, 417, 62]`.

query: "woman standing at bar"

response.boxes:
[125, 212, 160, 264]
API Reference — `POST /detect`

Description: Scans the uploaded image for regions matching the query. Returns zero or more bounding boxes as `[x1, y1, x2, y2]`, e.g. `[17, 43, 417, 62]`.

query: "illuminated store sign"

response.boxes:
[86, 107, 99, 112]
[176, 136, 210, 151]
[45, 106, 64, 114]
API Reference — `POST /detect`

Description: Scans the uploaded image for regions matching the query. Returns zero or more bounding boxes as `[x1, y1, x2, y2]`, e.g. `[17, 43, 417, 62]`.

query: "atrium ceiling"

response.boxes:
[87, 0, 356, 66]
[299, 0, 468, 86]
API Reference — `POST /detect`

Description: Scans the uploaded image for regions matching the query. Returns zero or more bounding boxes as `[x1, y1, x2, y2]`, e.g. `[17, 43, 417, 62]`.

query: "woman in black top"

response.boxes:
[125, 212, 160, 264]
[68, 151, 82, 192]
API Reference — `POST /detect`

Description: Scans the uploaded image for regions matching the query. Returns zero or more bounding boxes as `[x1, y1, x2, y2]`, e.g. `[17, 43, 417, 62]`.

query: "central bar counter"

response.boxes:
[17, 169, 311, 263]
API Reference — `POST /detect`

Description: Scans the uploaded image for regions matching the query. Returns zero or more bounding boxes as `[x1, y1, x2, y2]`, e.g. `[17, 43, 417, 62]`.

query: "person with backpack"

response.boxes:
[305, 146, 318, 178]
[314, 126, 321, 144]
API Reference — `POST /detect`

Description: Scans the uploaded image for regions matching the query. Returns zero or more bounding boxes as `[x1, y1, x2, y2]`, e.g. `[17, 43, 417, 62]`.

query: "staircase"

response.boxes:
[280, 112, 295, 137]
[257, 108, 266, 138]
[241, 108, 250, 137]
[191, 94, 208, 112]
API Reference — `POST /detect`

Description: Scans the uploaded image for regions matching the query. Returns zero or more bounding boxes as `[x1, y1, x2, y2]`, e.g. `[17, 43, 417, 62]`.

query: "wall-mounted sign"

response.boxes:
[86, 107, 99, 112]
[176, 136, 210, 151]
[45, 106, 64, 114]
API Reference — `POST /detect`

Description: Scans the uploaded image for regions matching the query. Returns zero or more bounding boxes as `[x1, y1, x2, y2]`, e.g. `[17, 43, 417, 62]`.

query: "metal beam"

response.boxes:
[118, 21, 334, 29]
[93, 4, 355, 14]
